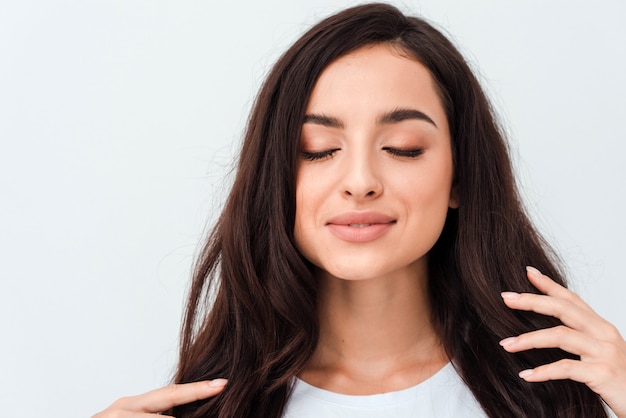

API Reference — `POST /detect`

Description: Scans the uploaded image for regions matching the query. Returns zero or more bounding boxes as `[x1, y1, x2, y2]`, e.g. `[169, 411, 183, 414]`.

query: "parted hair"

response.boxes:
[171, 3, 608, 417]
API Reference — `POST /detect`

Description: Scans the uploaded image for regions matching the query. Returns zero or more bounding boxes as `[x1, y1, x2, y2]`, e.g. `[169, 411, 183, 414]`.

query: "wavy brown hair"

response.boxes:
[171, 3, 608, 417]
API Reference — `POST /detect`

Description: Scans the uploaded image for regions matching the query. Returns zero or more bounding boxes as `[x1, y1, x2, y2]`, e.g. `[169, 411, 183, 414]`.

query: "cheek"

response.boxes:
[293, 173, 315, 257]
[293, 167, 333, 267]
[293, 193, 306, 246]
[293, 199, 322, 268]
[401, 160, 454, 220]
[294, 165, 329, 224]
[293, 181, 306, 247]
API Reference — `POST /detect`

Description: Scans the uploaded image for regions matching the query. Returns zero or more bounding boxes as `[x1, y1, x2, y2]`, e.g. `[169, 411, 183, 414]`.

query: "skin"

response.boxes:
[500, 266, 626, 417]
[293, 44, 458, 284]
[93, 45, 626, 417]
[293, 44, 456, 394]
[91, 379, 227, 417]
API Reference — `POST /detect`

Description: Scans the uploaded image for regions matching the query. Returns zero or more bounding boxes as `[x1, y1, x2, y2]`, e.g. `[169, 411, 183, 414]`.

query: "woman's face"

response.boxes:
[294, 44, 458, 281]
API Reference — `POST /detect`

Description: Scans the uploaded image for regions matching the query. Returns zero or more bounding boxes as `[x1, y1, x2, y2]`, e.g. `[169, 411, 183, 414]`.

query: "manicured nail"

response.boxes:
[518, 369, 534, 379]
[501, 292, 521, 300]
[526, 266, 541, 279]
[499, 337, 517, 347]
[209, 378, 228, 387]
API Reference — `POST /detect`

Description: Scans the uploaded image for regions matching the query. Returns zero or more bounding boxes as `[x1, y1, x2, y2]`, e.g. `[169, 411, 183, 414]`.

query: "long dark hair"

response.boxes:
[171, 3, 608, 417]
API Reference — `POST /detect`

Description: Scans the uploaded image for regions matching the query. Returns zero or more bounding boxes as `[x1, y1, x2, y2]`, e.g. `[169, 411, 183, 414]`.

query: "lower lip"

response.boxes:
[326, 223, 394, 243]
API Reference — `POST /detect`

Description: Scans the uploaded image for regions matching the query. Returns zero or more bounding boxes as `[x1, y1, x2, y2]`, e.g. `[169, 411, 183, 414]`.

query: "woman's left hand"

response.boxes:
[500, 266, 626, 417]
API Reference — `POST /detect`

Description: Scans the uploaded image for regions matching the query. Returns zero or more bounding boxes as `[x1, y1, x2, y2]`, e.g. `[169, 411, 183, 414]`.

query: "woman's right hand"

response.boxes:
[92, 378, 228, 417]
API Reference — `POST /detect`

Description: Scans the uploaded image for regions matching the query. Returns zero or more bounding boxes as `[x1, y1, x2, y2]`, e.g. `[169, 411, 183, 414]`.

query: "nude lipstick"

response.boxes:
[326, 211, 396, 243]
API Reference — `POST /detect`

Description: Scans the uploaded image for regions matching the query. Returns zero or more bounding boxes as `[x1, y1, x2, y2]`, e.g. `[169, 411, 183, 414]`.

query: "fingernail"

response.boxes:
[526, 266, 541, 279]
[501, 292, 520, 300]
[499, 337, 517, 347]
[209, 378, 228, 387]
[519, 369, 534, 379]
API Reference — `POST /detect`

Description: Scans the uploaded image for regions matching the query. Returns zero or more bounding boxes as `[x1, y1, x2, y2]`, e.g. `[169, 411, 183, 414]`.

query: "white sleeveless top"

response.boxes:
[282, 363, 487, 417]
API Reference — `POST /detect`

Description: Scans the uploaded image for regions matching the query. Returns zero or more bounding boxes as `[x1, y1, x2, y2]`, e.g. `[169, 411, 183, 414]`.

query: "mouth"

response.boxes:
[326, 212, 396, 243]
[327, 211, 396, 226]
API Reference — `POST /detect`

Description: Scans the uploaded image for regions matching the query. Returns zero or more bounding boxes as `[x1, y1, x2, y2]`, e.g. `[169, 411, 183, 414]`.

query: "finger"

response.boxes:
[114, 379, 228, 413]
[519, 357, 626, 417]
[93, 413, 171, 418]
[499, 325, 601, 357]
[517, 358, 608, 387]
[502, 268, 621, 340]
[501, 291, 598, 335]
[525, 267, 594, 313]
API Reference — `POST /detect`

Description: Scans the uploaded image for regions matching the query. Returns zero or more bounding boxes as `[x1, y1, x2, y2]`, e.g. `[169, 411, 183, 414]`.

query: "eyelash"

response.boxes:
[300, 147, 424, 161]
[300, 149, 340, 161]
[383, 147, 424, 158]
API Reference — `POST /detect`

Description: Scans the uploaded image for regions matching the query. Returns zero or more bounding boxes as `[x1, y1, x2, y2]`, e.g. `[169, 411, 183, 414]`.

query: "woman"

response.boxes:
[94, 3, 626, 417]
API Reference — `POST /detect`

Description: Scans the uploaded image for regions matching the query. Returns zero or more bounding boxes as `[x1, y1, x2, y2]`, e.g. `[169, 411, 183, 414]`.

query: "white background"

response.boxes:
[1, 1, 624, 416]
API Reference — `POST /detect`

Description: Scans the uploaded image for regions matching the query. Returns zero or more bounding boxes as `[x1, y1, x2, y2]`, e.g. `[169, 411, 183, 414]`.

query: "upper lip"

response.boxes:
[326, 211, 396, 225]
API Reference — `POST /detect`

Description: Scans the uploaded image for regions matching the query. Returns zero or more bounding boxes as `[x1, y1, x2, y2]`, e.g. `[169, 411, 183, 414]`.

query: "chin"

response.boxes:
[313, 251, 429, 282]
[321, 261, 407, 282]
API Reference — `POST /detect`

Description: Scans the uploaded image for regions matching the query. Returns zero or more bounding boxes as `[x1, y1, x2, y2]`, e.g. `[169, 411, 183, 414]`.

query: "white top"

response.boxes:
[282, 363, 487, 417]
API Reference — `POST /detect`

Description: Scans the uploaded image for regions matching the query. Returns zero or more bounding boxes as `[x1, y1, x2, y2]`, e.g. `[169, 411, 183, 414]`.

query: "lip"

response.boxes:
[326, 211, 396, 243]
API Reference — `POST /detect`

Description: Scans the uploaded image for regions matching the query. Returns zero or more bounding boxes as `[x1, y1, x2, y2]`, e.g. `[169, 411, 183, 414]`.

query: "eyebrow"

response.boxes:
[303, 107, 437, 129]
[378, 108, 437, 128]
[303, 114, 344, 129]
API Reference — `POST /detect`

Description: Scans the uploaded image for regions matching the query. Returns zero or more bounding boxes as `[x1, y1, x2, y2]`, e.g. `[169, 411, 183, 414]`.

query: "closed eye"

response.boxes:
[382, 147, 424, 158]
[300, 149, 341, 161]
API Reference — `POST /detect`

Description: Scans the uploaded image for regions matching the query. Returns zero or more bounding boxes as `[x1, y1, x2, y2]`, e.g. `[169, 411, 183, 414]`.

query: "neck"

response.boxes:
[301, 262, 448, 394]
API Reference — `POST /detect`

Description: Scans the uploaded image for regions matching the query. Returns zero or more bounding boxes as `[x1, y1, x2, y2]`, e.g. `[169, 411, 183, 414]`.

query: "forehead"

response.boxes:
[305, 44, 448, 131]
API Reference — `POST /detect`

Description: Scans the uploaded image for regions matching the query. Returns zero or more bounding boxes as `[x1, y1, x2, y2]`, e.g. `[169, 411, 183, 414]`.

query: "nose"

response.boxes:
[341, 149, 383, 200]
